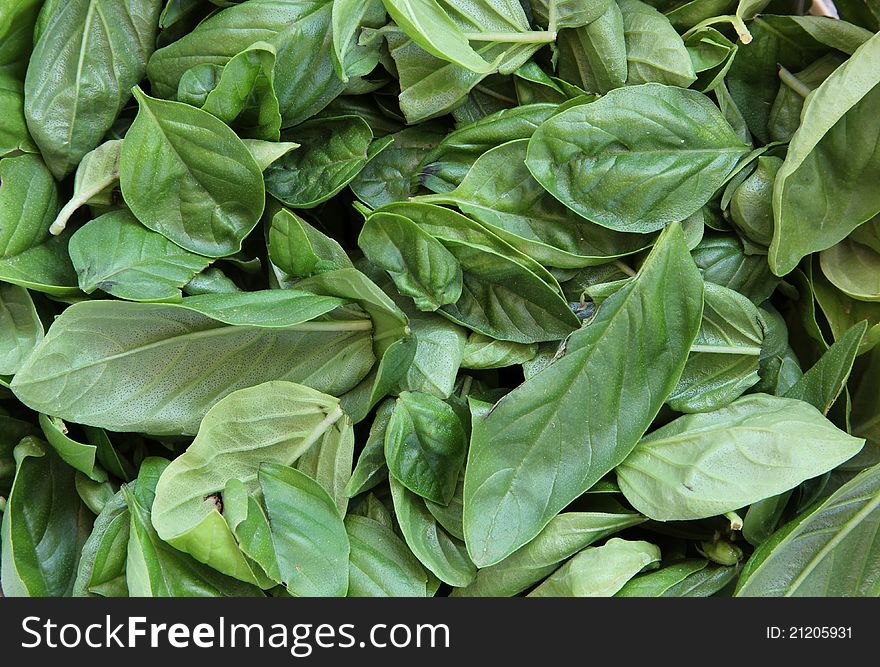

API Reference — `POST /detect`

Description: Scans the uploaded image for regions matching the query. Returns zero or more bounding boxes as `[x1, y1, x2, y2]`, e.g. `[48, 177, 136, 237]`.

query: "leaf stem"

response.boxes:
[777, 65, 813, 98]
[463, 31, 557, 44]
[49, 173, 119, 235]
[725, 511, 744, 531]
[689, 344, 763, 355]
[613, 260, 637, 277]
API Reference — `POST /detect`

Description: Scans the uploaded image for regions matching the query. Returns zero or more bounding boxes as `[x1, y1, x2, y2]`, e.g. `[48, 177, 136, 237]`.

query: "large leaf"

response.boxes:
[119, 87, 265, 258]
[259, 463, 350, 597]
[10, 294, 374, 435]
[617, 394, 865, 521]
[769, 32, 880, 276]
[24, 0, 162, 178]
[69, 210, 211, 303]
[150, 381, 351, 582]
[526, 84, 748, 233]
[463, 222, 703, 566]
[736, 462, 880, 596]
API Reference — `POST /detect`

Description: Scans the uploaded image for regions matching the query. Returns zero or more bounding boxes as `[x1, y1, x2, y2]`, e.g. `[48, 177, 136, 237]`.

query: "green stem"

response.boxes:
[689, 344, 763, 355]
[613, 260, 637, 277]
[778, 65, 813, 98]
[725, 511, 744, 531]
[464, 30, 557, 43]
[49, 173, 119, 235]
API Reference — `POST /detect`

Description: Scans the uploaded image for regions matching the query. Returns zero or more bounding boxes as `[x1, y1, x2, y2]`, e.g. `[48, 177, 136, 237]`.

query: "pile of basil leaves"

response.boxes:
[1, 0, 879, 598]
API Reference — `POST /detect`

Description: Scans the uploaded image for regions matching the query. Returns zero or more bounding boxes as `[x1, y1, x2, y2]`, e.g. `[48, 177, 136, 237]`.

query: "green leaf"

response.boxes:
[199, 41, 281, 141]
[73, 490, 130, 597]
[265, 116, 377, 209]
[0, 74, 37, 157]
[351, 126, 445, 208]
[268, 208, 352, 279]
[785, 321, 867, 414]
[332, 0, 387, 82]
[0, 282, 43, 375]
[619, 0, 696, 87]
[359, 211, 463, 311]
[463, 222, 703, 566]
[11, 294, 374, 435]
[1, 437, 91, 596]
[418, 103, 555, 193]
[820, 238, 880, 302]
[528, 538, 661, 597]
[119, 87, 265, 258]
[346, 514, 429, 597]
[390, 476, 476, 586]
[769, 32, 880, 276]
[24, 0, 163, 178]
[259, 463, 350, 597]
[380, 0, 497, 74]
[48, 140, 122, 236]
[150, 381, 352, 582]
[147, 0, 345, 128]
[526, 84, 748, 233]
[385, 391, 466, 504]
[38, 414, 107, 483]
[691, 233, 780, 304]
[461, 333, 537, 370]
[737, 462, 880, 596]
[615, 559, 737, 597]
[452, 510, 645, 597]
[423, 139, 651, 268]
[0, 154, 79, 296]
[294, 412, 355, 515]
[345, 399, 393, 497]
[124, 458, 261, 597]
[555, 4, 627, 94]
[69, 210, 212, 303]
[667, 282, 764, 413]
[617, 394, 865, 522]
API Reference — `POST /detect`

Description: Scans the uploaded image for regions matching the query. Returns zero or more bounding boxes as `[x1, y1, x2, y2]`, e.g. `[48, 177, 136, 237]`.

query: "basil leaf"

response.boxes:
[120, 87, 265, 258]
[617, 394, 865, 522]
[526, 84, 748, 233]
[463, 222, 703, 566]
[346, 514, 429, 597]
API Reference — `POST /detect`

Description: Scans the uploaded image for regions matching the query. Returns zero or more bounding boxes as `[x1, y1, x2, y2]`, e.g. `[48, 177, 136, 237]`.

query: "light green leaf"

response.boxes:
[528, 538, 661, 597]
[0, 282, 43, 375]
[617, 394, 865, 522]
[11, 294, 374, 435]
[259, 463, 350, 597]
[38, 414, 107, 483]
[69, 210, 212, 303]
[461, 333, 537, 370]
[820, 238, 880, 302]
[48, 140, 122, 236]
[452, 510, 645, 597]
[268, 208, 352, 279]
[619, 0, 696, 87]
[150, 381, 352, 582]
